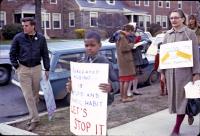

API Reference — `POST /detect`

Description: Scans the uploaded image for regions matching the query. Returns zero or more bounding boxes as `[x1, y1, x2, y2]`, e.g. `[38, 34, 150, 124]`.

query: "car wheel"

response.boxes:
[148, 70, 159, 85]
[0, 66, 11, 86]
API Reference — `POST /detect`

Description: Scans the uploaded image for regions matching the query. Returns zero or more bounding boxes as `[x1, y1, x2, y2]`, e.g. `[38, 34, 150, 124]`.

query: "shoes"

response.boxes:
[127, 90, 133, 97]
[133, 92, 142, 95]
[26, 122, 39, 131]
[121, 96, 135, 103]
[188, 116, 194, 125]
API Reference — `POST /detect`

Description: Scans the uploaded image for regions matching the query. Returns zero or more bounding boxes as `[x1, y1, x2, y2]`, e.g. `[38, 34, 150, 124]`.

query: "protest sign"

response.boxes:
[184, 80, 200, 98]
[159, 40, 193, 69]
[40, 71, 56, 121]
[70, 62, 108, 136]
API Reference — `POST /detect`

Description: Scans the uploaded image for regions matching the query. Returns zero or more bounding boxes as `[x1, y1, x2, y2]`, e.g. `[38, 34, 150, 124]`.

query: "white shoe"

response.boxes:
[127, 89, 133, 96]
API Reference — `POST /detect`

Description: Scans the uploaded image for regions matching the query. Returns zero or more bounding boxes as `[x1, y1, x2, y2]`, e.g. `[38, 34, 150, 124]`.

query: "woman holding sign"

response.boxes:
[160, 9, 200, 136]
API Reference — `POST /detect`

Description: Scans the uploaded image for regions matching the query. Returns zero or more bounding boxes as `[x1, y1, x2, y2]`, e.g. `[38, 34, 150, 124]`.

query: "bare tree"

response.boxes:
[35, 0, 42, 33]
[98, 13, 128, 37]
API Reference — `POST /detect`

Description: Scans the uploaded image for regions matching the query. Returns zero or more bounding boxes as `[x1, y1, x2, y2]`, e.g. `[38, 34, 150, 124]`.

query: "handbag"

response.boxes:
[186, 98, 200, 116]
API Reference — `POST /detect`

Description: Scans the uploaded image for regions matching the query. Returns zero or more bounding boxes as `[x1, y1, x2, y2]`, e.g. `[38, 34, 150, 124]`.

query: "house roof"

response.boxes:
[75, 0, 148, 14]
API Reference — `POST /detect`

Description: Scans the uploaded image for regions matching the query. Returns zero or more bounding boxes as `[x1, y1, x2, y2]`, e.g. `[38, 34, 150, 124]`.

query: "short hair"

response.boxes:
[85, 31, 101, 44]
[122, 24, 134, 32]
[21, 17, 36, 26]
[169, 9, 186, 25]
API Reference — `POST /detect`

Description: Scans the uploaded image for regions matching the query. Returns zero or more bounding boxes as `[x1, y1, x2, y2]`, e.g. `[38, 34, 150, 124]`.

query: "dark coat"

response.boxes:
[9, 32, 50, 71]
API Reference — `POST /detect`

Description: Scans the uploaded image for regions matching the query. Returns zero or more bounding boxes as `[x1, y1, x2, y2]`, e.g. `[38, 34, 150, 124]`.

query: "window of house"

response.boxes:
[52, 13, 61, 29]
[42, 13, 51, 29]
[87, 0, 96, 3]
[162, 16, 167, 28]
[144, 0, 149, 6]
[138, 16, 144, 28]
[166, 1, 170, 8]
[50, 0, 57, 4]
[69, 12, 75, 27]
[156, 15, 161, 26]
[0, 11, 6, 29]
[158, 1, 163, 8]
[90, 12, 98, 27]
[178, 1, 182, 9]
[135, 0, 140, 6]
[146, 15, 151, 28]
[106, 0, 115, 5]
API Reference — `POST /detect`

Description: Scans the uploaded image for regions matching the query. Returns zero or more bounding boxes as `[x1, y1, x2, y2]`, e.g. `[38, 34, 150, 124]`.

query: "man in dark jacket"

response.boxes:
[9, 17, 50, 131]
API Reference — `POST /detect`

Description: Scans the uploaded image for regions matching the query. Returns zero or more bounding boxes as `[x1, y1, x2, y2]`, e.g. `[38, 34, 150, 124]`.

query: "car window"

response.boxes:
[55, 53, 85, 72]
[100, 49, 115, 63]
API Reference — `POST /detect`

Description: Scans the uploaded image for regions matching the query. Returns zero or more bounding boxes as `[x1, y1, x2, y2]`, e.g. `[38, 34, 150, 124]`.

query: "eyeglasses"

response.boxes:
[170, 16, 181, 20]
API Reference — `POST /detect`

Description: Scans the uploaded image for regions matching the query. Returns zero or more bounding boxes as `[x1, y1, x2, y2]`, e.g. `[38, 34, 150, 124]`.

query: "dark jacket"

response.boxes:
[9, 32, 50, 71]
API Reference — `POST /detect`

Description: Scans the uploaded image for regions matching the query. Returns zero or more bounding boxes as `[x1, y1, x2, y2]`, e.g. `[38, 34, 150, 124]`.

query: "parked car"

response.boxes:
[0, 47, 12, 86]
[11, 40, 158, 102]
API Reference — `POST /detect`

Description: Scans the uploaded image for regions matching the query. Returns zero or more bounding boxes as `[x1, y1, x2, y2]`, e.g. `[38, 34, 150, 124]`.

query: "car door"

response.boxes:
[50, 52, 85, 100]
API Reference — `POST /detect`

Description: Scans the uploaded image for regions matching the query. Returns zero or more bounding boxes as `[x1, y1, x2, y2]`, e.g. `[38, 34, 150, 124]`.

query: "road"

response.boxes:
[0, 82, 69, 123]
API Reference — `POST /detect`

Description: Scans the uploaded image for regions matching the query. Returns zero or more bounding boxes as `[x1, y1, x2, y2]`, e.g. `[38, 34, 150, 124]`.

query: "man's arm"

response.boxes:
[41, 37, 50, 71]
[9, 36, 19, 69]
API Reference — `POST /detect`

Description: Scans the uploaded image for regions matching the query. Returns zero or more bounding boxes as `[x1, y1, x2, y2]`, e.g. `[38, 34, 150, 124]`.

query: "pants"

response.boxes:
[17, 64, 41, 123]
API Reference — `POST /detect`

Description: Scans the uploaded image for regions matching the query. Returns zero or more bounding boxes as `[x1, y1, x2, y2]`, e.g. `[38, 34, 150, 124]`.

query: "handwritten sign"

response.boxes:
[184, 80, 200, 98]
[70, 62, 109, 136]
[159, 40, 193, 69]
[40, 71, 56, 121]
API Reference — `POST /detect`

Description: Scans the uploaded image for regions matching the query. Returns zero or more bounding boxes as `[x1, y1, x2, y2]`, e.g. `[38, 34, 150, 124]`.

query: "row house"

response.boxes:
[0, 0, 199, 39]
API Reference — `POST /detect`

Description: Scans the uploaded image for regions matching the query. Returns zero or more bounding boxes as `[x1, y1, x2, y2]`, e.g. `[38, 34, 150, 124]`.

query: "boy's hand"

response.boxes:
[99, 83, 112, 93]
[66, 79, 72, 93]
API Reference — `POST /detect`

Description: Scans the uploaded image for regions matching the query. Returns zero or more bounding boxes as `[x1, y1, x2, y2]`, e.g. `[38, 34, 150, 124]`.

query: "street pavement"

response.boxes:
[108, 109, 200, 136]
[1, 83, 200, 136]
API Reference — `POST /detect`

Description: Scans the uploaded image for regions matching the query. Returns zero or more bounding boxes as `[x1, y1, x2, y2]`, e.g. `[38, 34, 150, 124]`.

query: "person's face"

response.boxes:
[22, 21, 35, 34]
[84, 38, 101, 56]
[189, 18, 195, 26]
[170, 12, 184, 28]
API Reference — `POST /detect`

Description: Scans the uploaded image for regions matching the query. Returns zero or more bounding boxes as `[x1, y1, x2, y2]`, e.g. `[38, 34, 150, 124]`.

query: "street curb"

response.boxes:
[0, 124, 37, 135]
[0, 107, 69, 135]
[5, 107, 68, 125]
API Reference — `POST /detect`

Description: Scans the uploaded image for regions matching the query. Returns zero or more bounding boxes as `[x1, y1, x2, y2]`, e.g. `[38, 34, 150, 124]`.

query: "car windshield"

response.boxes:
[55, 53, 85, 72]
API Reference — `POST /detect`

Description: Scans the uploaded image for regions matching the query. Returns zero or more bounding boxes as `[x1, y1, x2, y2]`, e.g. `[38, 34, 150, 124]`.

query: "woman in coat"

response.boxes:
[160, 9, 200, 136]
[115, 24, 137, 102]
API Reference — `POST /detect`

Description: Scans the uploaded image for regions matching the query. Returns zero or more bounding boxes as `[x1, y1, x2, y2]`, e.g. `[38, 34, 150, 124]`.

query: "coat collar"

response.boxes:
[168, 25, 187, 34]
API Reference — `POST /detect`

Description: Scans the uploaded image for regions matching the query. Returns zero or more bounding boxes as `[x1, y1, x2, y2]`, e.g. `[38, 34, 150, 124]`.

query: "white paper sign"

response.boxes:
[70, 62, 109, 136]
[40, 71, 56, 120]
[159, 40, 193, 69]
[184, 80, 200, 98]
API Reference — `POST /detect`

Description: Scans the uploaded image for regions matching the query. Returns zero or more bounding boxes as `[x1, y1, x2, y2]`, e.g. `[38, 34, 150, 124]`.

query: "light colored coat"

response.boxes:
[161, 26, 200, 114]
[116, 33, 136, 76]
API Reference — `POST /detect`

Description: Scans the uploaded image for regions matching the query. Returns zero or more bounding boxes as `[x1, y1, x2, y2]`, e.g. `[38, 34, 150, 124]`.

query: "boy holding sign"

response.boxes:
[66, 31, 119, 135]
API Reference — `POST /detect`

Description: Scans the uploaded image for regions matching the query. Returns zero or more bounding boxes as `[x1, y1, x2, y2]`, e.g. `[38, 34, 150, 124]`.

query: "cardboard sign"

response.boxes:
[70, 62, 109, 136]
[40, 71, 56, 121]
[159, 40, 193, 69]
[184, 80, 200, 98]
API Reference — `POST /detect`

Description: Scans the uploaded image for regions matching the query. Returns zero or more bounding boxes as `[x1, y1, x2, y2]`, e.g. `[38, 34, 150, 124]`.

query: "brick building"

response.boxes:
[0, 0, 199, 39]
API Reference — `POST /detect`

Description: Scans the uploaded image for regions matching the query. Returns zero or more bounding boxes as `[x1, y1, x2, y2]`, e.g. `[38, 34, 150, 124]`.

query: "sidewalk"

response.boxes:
[108, 109, 200, 136]
[2, 83, 199, 135]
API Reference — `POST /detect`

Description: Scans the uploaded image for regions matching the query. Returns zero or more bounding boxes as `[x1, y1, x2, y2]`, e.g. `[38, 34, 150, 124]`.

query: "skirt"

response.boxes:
[119, 75, 136, 82]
